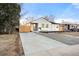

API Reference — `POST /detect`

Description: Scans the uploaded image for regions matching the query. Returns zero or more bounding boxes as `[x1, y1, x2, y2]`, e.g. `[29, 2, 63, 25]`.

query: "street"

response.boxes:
[38, 32, 79, 45]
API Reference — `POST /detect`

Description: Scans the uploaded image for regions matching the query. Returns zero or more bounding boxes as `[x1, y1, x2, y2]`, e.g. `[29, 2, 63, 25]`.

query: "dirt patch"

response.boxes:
[0, 34, 24, 56]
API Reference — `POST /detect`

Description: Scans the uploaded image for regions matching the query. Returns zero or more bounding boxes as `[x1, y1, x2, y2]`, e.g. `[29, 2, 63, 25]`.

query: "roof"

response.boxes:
[25, 17, 60, 24]
[38, 17, 59, 24]
[46, 19, 59, 24]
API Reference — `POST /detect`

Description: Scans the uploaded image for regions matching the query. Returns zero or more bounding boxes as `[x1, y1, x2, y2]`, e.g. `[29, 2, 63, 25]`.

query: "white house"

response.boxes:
[31, 17, 64, 32]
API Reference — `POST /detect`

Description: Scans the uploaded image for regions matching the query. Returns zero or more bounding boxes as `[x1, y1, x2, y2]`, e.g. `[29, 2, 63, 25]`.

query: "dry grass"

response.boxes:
[0, 34, 24, 56]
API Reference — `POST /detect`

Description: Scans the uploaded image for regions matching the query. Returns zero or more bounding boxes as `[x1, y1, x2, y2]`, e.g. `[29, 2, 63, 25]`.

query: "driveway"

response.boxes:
[20, 32, 68, 56]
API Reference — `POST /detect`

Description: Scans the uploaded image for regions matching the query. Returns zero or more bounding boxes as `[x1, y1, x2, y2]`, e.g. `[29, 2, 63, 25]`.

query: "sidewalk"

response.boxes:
[20, 32, 68, 56]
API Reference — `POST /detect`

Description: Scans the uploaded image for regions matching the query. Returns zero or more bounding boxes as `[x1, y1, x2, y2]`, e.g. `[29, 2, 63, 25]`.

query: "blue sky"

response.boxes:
[20, 3, 79, 23]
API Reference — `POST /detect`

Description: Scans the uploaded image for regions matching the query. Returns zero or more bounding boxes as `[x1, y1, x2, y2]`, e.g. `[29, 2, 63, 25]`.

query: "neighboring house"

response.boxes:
[61, 22, 79, 32]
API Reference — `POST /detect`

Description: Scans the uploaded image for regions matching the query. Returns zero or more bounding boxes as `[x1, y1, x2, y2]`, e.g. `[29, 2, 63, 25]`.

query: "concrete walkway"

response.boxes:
[20, 32, 68, 56]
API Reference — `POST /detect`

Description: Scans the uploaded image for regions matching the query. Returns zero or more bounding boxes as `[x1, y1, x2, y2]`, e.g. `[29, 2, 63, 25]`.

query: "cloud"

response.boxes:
[72, 3, 79, 8]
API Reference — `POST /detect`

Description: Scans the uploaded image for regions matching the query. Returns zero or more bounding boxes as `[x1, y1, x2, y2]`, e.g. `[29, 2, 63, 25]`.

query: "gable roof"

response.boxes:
[38, 17, 59, 24]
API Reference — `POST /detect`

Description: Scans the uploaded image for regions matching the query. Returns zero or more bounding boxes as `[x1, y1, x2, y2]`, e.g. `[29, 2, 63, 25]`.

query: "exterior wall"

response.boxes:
[37, 19, 52, 31]
[59, 24, 64, 32]
[51, 24, 60, 31]
[37, 19, 60, 31]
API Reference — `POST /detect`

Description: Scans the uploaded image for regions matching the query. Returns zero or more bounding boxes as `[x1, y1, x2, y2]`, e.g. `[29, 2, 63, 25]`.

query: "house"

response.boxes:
[19, 17, 64, 32]
[20, 17, 79, 32]
[30, 17, 64, 32]
[61, 22, 79, 32]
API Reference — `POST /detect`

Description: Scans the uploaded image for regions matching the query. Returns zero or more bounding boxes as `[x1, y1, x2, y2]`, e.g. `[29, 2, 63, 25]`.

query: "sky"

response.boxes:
[20, 3, 79, 23]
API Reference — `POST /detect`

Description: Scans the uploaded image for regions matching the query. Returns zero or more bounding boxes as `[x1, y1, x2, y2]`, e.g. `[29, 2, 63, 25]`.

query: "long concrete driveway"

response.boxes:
[20, 32, 68, 56]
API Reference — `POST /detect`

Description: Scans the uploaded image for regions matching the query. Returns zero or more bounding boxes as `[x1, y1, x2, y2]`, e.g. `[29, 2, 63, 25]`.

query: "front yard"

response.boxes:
[0, 34, 24, 56]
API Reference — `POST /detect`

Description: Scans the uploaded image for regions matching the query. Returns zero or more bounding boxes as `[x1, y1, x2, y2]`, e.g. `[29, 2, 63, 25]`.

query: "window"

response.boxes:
[42, 24, 44, 28]
[46, 24, 48, 28]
